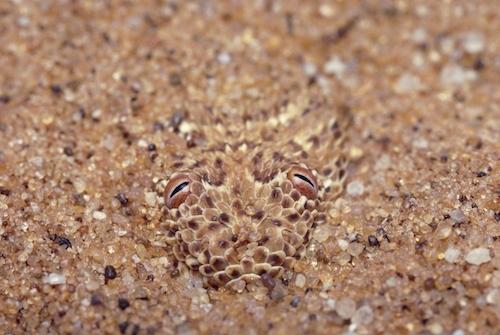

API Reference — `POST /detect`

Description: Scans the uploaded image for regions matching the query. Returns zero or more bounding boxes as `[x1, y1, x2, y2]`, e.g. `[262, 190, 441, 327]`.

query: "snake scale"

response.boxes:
[157, 95, 351, 290]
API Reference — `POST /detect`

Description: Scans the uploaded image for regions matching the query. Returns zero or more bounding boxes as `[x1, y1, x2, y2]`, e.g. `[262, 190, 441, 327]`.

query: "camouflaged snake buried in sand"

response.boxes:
[157, 99, 350, 290]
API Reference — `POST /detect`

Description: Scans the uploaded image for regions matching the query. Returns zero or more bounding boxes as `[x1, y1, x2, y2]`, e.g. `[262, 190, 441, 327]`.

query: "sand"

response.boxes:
[0, 1, 498, 334]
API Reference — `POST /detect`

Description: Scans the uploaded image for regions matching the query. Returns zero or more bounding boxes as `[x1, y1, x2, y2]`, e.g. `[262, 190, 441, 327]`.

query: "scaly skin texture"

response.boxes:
[157, 94, 350, 289]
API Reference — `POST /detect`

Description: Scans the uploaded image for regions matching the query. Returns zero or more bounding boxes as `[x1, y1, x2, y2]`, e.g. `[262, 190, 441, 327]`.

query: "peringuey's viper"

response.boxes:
[157, 94, 351, 290]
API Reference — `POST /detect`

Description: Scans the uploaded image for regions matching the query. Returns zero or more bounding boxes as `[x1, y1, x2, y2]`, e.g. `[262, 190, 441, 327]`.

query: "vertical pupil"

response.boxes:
[294, 174, 314, 188]
[170, 181, 189, 198]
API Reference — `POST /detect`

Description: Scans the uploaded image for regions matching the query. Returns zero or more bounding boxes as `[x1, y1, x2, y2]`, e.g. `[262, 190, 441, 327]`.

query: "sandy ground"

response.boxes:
[0, 1, 499, 334]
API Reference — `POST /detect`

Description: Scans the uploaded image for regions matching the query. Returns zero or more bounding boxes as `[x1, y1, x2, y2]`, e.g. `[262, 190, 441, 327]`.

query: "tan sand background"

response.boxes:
[0, 1, 498, 334]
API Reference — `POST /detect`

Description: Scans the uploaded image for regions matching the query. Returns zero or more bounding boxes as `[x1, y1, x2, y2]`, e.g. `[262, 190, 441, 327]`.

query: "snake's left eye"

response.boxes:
[165, 174, 191, 209]
[287, 166, 318, 199]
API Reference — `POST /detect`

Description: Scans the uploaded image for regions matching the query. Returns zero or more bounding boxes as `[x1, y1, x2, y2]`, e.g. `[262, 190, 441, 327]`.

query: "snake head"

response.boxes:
[159, 101, 350, 290]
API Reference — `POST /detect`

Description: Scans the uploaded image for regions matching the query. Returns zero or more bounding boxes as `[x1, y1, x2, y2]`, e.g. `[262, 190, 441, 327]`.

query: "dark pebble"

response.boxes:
[153, 121, 164, 132]
[169, 72, 182, 86]
[476, 171, 487, 178]
[90, 294, 103, 306]
[50, 84, 63, 95]
[473, 58, 485, 71]
[368, 235, 380, 247]
[118, 298, 130, 310]
[104, 265, 117, 281]
[415, 240, 427, 251]
[116, 193, 129, 206]
[290, 296, 301, 308]
[495, 212, 500, 222]
[63, 147, 74, 156]
[131, 324, 140, 335]
[147, 143, 156, 151]
[73, 193, 86, 206]
[0, 95, 10, 104]
[50, 234, 72, 249]
[118, 321, 129, 334]
[423, 277, 436, 291]
[170, 111, 184, 130]
[0, 187, 11, 196]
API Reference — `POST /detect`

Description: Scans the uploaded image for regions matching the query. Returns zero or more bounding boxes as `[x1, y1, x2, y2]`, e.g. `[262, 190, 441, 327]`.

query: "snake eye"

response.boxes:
[165, 174, 191, 209]
[287, 166, 318, 199]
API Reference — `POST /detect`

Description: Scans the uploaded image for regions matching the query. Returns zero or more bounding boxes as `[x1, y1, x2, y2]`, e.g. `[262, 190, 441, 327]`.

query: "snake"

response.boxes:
[157, 94, 350, 290]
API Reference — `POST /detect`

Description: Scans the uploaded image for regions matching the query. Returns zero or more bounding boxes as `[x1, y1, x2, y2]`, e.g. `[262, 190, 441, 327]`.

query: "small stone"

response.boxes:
[323, 56, 346, 77]
[346, 180, 364, 196]
[319, 4, 335, 18]
[368, 235, 379, 247]
[116, 192, 129, 206]
[335, 297, 356, 320]
[295, 273, 306, 288]
[413, 137, 428, 149]
[290, 296, 301, 308]
[43, 273, 66, 285]
[118, 322, 129, 334]
[91, 294, 103, 306]
[270, 281, 288, 301]
[423, 278, 436, 290]
[118, 298, 130, 310]
[169, 72, 182, 86]
[449, 209, 466, 224]
[444, 247, 461, 263]
[93, 211, 107, 221]
[73, 179, 86, 193]
[313, 225, 331, 242]
[31, 156, 44, 167]
[0, 186, 11, 196]
[429, 322, 443, 335]
[104, 265, 117, 281]
[347, 242, 364, 257]
[385, 276, 400, 288]
[351, 305, 374, 325]
[492, 271, 500, 287]
[411, 28, 427, 44]
[436, 223, 452, 240]
[338, 239, 349, 251]
[144, 192, 157, 206]
[63, 146, 74, 156]
[216, 52, 231, 64]
[91, 109, 102, 120]
[302, 62, 317, 77]
[147, 143, 156, 151]
[462, 32, 485, 54]
[394, 73, 423, 94]
[465, 248, 491, 265]
[440, 64, 477, 86]
[452, 330, 465, 335]
[349, 147, 364, 160]
[486, 289, 500, 306]
[375, 154, 391, 171]
[324, 298, 336, 311]
[86, 280, 100, 291]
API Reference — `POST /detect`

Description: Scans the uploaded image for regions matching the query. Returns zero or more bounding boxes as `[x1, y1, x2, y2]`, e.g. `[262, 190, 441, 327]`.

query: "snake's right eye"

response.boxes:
[165, 174, 191, 209]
